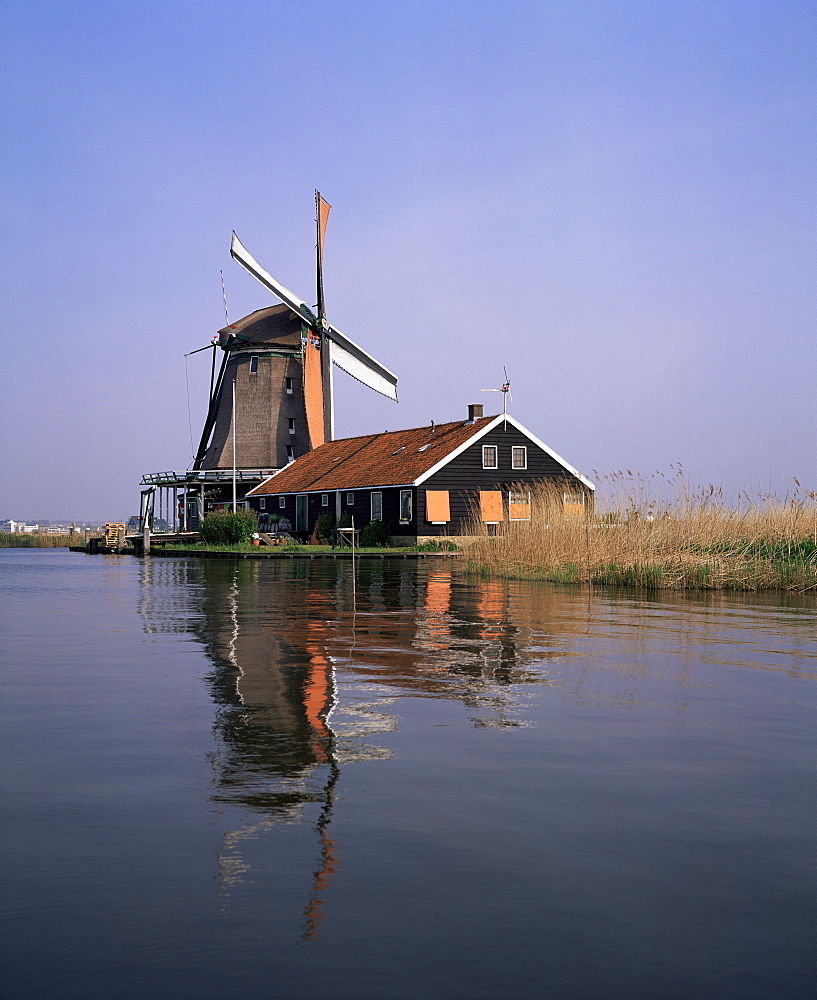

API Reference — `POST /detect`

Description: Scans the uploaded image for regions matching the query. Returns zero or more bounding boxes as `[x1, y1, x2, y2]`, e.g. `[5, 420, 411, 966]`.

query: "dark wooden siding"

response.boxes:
[247, 491, 296, 524]
[248, 485, 417, 537]
[418, 423, 590, 534]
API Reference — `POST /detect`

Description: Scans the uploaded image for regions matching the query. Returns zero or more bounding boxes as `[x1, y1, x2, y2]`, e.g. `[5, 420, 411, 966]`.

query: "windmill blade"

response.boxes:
[315, 191, 331, 322]
[192, 350, 230, 468]
[327, 325, 398, 402]
[184, 341, 216, 356]
[230, 232, 316, 325]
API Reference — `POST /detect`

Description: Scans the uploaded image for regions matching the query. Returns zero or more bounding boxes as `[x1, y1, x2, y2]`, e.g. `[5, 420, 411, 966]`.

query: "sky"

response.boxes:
[1, 0, 814, 520]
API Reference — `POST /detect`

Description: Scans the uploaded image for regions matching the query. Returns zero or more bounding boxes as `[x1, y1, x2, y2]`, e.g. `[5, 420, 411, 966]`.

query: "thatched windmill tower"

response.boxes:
[193, 193, 398, 473]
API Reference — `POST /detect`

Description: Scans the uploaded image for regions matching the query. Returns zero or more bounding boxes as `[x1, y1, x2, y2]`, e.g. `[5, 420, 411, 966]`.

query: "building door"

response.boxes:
[185, 498, 201, 531]
[296, 494, 309, 533]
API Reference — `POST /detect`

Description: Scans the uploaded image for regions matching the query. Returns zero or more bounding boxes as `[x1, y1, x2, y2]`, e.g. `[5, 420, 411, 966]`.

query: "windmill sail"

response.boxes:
[193, 350, 230, 467]
[304, 335, 326, 449]
[230, 233, 316, 324]
[315, 192, 331, 322]
[232, 231, 397, 401]
[227, 203, 398, 455]
[327, 326, 398, 401]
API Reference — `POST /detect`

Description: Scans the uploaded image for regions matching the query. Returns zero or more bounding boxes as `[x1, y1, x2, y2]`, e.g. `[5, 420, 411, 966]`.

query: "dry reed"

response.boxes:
[0, 532, 78, 548]
[466, 471, 817, 592]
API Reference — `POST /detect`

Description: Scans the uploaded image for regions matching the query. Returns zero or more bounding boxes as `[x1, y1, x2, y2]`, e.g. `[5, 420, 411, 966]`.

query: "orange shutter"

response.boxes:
[425, 490, 450, 522]
[509, 502, 530, 520]
[479, 490, 504, 522]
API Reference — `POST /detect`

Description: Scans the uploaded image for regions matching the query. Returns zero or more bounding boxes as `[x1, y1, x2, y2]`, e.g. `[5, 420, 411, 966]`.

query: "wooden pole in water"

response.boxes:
[351, 515, 356, 605]
[143, 520, 151, 556]
[116, 527, 125, 554]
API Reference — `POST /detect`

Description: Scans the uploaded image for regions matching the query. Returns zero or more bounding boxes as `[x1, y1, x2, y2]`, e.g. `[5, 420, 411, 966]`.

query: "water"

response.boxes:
[2, 549, 815, 999]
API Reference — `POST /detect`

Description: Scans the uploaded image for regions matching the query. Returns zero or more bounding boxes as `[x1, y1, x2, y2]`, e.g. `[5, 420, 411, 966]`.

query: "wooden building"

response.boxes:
[245, 404, 595, 543]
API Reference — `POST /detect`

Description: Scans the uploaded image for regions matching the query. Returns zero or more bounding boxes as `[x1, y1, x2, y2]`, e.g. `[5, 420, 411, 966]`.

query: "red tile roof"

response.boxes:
[247, 415, 496, 495]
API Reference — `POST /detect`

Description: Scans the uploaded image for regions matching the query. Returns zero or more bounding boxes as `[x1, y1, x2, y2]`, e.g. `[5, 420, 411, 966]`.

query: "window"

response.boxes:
[509, 491, 531, 521]
[346, 493, 354, 505]
[285, 377, 293, 394]
[399, 490, 412, 523]
[259, 498, 266, 510]
[371, 492, 383, 521]
[511, 446, 527, 470]
[321, 494, 329, 507]
[249, 356, 259, 374]
[279, 496, 286, 509]
[482, 445, 498, 469]
[288, 418, 295, 435]
[286, 446, 294, 462]
[564, 491, 586, 518]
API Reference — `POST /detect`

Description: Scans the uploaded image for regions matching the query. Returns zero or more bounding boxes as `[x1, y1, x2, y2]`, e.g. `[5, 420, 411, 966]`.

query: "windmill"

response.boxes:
[481, 367, 512, 415]
[192, 192, 398, 472]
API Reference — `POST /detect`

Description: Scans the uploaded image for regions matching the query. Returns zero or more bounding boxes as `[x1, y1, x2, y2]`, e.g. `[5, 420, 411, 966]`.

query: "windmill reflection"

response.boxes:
[139, 556, 572, 939]
[191, 563, 351, 941]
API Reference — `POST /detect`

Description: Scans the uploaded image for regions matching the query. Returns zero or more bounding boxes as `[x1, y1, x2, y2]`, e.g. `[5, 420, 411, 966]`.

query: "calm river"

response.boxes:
[2, 549, 815, 999]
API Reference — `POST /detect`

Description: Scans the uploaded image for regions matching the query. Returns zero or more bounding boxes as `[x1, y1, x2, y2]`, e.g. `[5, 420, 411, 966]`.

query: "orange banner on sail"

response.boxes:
[317, 193, 331, 257]
[304, 338, 325, 448]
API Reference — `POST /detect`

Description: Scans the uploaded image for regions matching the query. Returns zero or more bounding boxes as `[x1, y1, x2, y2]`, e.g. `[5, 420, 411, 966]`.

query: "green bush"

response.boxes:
[314, 513, 335, 544]
[361, 519, 388, 547]
[200, 510, 258, 545]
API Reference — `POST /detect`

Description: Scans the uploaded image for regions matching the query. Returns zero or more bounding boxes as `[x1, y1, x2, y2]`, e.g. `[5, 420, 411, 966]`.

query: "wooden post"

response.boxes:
[232, 379, 237, 512]
[351, 515, 356, 606]
[116, 527, 125, 554]
[84, 528, 90, 552]
[143, 522, 151, 556]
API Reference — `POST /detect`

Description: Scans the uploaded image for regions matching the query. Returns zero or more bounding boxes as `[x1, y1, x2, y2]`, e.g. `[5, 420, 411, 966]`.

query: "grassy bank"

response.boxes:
[162, 540, 459, 555]
[0, 533, 78, 548]
[467, 476, 817, 592]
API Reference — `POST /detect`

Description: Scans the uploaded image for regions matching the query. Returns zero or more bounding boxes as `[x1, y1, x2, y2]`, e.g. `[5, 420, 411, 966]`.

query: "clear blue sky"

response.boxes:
[2, 0, 814, 520]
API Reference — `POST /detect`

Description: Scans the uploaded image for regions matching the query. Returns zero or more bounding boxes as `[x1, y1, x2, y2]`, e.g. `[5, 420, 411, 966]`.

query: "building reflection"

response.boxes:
[138, 556, 584, 939]
[138, 557, 817, 940]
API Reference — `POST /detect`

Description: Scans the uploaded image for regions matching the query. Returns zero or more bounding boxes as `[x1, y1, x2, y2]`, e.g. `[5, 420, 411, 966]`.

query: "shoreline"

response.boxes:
[67, 544, 460, 560]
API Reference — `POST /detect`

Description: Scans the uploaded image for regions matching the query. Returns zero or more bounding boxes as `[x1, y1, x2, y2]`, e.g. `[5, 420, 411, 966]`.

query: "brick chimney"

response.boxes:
[467, 403, 484, 422]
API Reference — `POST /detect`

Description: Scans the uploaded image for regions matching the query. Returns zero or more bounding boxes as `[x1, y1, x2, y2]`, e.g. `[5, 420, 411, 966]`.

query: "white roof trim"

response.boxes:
[246, 413, 595, 495]
[246, 466, 289, 496]
[413, 414, 595, 490]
